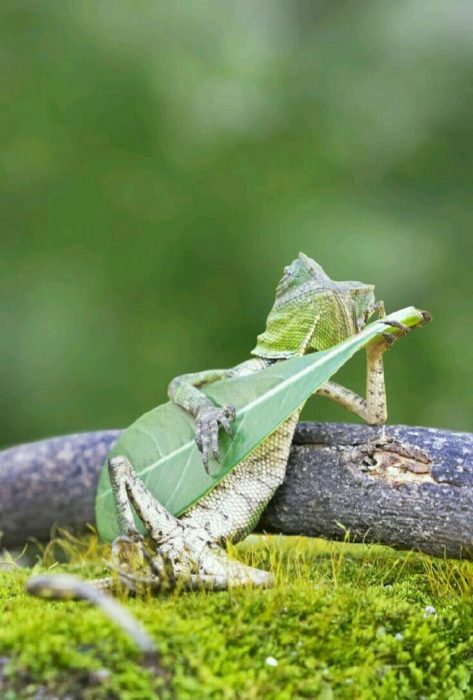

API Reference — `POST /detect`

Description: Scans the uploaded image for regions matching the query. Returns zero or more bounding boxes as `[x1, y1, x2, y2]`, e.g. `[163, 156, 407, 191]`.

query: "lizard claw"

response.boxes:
[380, 319, 411, 335]
[111, 531, 147, 570]
[195, 404, 236, 473]
[380, 332, 396, 348]
[377, 319, 412, 351]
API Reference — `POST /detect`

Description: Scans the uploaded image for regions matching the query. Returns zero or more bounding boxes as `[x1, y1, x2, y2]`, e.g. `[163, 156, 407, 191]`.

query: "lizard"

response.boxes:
[26, 253, 429, 596]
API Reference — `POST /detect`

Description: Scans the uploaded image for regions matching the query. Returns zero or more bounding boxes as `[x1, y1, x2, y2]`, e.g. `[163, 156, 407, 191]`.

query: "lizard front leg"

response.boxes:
[316, 308, 415, 425]
[315, 343, 389, 425]
[168, 368, 236, 471]
[168, 359, 270, 471]
[363, 309, 431, 425]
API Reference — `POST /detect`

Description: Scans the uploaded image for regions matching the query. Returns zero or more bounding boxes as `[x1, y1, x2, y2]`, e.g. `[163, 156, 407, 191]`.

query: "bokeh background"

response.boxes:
[1, 1, 472, 451]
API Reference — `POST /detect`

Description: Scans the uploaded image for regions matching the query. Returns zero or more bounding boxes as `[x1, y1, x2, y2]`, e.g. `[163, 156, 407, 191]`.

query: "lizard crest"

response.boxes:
[252, 252, 376, 359]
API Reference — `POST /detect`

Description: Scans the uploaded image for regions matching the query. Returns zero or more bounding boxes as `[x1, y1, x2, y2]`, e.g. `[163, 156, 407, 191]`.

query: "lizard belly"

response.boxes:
[180, 409, 302, 544]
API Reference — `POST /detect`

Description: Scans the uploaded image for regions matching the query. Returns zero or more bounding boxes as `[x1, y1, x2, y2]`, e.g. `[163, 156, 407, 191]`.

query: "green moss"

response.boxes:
[1, 535, 473, 699]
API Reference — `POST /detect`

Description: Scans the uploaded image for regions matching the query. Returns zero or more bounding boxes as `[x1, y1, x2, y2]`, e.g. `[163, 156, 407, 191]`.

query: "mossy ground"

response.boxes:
[1, 533, 473, 699]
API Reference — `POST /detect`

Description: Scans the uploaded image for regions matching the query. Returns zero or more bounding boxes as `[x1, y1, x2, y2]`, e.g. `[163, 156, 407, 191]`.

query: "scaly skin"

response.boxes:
[102, 253, 410, 592]
[26, 253, 424, 599]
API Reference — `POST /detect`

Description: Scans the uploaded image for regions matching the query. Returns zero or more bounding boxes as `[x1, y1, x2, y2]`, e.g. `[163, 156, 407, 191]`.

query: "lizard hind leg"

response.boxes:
[108, 455, 181, 543]
[151, 523, 275, 590]
[107, 455, 182, 578]
[210, 552, 274, 589]
[108, 456, 274, 591]
[191, 541, 274, 589]
[165, 544, 275, 590]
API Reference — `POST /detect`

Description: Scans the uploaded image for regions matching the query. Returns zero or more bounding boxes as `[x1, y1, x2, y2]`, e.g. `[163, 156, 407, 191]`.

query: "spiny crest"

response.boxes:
[275, 253, 330, 301]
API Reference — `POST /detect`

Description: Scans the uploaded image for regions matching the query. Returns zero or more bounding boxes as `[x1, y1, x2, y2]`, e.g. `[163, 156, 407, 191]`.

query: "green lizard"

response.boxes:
[29, 253, 429, 597]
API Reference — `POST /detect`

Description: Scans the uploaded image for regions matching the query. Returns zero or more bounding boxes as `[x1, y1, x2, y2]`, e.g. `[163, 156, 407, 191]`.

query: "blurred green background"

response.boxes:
[1, 1, 472, 450]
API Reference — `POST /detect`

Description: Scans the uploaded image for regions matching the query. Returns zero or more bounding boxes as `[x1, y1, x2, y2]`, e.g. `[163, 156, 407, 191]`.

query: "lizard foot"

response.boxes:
[380, 319, 411, 335]
[108, 565, 273, 593]
[376, 320, 411, 352]
[149, 527, 274, 590]
[380, 332, 397, 348]
[195, 404, 236, 472]
[380, 320, 411, 348]
[380, 311, 432, 345]
[111, 531, 152, 574]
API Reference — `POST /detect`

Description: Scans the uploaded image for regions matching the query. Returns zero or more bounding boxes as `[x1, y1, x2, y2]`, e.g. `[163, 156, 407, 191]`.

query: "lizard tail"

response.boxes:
[26, 574, 158, 659]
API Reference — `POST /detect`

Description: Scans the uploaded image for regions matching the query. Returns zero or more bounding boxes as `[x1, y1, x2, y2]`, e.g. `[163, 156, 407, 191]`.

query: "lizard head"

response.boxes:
[252, 252, 377, 359]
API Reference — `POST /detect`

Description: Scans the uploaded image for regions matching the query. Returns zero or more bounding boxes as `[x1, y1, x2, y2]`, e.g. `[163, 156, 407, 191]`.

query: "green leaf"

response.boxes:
[95, 307, 426, 541]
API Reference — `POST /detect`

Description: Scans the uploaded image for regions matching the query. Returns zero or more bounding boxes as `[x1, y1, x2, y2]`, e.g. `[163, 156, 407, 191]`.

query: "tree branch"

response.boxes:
[1, 424, 471, 558]
[260, 423, 473, 559]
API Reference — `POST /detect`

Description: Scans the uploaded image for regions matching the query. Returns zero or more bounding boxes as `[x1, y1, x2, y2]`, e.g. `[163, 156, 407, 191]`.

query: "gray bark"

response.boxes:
[1, 423, 472, 558]
[260, 423, 473, 559]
